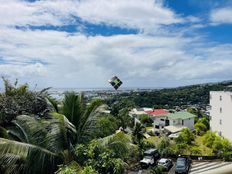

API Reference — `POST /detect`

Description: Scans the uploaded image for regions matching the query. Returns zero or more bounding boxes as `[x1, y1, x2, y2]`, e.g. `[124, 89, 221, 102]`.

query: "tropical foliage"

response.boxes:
[75, 139, 127, 174]
[61, 92, 103, 143]
[0, 79, 76, 174]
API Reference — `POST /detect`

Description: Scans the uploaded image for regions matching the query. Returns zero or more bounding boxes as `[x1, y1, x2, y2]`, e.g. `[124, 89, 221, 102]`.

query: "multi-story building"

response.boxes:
[210, 91, 232, 141]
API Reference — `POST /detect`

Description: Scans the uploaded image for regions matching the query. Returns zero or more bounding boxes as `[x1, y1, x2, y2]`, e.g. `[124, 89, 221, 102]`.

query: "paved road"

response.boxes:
[189, 161, 232, 174]
[128, 161, 232, 174]
[169, 161, 232, 174]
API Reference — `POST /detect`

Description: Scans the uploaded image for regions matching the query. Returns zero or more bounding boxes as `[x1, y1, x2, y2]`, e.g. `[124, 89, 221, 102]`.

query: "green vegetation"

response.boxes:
[107, 81, 232, 108]
[0, 79, 75, 174]
[1, 79, 232, 174]
[139, 114, 153, 127]
[95, 114, 118, 138]
[61, 92, 103, 143]
[0, 79, 138, 174]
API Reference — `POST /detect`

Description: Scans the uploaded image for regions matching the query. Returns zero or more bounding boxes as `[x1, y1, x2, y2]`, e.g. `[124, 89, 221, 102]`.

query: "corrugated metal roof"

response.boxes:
[167, 111, 196, 120]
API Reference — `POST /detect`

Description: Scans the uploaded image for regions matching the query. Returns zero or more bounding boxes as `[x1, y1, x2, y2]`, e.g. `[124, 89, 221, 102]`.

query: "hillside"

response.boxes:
[107, 80, 232, 109]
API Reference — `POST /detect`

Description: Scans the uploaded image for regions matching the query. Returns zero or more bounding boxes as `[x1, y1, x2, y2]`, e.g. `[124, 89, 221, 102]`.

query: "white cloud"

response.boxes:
[210, 7, 232, 24]
[0, 63, 47, 78]
[75, 0, 183, 32]
[0, 0, 79, 27]
[0, 0, 184, 32]
[0, 0, 231, 88]
[1, 27, 232, 88]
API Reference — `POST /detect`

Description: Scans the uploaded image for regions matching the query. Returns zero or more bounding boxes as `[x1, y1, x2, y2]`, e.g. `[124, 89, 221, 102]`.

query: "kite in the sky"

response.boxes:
[108, 76, 123, 90]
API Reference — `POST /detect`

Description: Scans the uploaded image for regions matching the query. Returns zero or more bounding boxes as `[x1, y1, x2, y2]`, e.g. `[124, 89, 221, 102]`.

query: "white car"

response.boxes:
[158, 158, 173, 170]
[140, 156, 155, 168]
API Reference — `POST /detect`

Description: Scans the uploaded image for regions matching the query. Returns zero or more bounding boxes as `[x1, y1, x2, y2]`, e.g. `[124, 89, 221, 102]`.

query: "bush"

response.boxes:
[0, 78, 50, 124]
[75, 140, 128, 174]
[176, 128, 195, 145]
[56, 162, 99, 174]
[95, 115, 118, 138]
[194, 117, 209, 135]
[139, 114, 153, 126]
[203, 131, 232, 157]
[151, 166, 166, 174]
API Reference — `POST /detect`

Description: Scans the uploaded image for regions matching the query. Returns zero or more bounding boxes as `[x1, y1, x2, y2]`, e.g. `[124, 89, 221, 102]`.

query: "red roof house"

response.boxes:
[145, 109, 169, 117]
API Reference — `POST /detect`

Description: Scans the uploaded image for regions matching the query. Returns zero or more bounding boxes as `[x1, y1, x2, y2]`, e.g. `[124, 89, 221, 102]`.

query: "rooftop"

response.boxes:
[168, 111, 196, 120]
[145, 109, 169, 117]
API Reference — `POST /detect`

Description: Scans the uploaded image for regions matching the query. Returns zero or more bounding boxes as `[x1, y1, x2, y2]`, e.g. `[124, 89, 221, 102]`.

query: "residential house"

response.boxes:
[164, 112, 196, 133]
[145, 109, 169, 129]
[129, 108, 153, 124]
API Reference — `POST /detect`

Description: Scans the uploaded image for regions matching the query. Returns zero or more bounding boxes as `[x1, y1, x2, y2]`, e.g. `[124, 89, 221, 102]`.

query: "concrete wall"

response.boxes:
[169, 118, 194, 129]
[183, 118, 195, 129]
[153, 116, 167, 127]
[210, 91, 232, 141]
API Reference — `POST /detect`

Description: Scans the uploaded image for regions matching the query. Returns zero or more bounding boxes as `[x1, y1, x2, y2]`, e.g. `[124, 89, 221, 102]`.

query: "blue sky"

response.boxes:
[0, 0, 232, 88]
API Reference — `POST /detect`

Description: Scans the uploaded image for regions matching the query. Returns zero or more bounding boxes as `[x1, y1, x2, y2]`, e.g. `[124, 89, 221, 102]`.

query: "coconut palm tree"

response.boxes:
[132, 123, 146, 158]
[0, 113, 76, 174]
[61, 92, 103, 143]
[0, 79, 77, 174]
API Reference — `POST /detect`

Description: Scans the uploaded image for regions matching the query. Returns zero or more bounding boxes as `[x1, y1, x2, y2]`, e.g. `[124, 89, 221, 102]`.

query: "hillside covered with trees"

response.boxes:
[107, 80, 232, 110]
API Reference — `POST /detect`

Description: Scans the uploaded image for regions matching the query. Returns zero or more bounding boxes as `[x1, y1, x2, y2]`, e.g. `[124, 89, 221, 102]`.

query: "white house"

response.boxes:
[145, 109, 170, 129]
[144, 109, 196, 133]
[210, 91, 232, 141]
[164, 112, 196, 133]
[129, 108, 153, 125]
[129, 108, 153, 116]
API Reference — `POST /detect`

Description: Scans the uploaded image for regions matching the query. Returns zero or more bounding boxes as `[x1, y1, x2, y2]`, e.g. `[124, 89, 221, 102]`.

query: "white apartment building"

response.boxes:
[210, 91, 232, 141]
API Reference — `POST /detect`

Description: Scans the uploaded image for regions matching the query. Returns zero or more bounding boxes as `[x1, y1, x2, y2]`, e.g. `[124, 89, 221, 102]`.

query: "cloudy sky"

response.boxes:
[0, 0, 232, 88]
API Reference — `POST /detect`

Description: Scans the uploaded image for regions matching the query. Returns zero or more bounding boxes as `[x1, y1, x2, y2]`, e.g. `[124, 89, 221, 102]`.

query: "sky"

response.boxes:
[0, 0, 232, 88]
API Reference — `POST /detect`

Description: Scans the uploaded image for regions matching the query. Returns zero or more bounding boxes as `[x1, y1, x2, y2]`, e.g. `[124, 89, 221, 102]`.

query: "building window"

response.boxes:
[220, 107, 222, 113]
[160, 119, 164, 121]
[219, 119, 222, 125]
[219, 131, 222, 136]
[220, 96, 222, 101]
[182, 120, 184, 125]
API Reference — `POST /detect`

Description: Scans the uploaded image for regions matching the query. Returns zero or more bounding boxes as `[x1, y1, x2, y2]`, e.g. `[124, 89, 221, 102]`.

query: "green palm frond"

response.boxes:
[46, 97, 59, 113]
[6, 114, 76, 154]
[77, 99, 103, 142]
[0, 126, 9, 139]
[62, 92, 103, 143]
[0, 138, 62, 174]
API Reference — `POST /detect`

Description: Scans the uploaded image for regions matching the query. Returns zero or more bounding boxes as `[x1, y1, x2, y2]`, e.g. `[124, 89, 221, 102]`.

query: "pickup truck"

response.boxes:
[140, 148, 160, 168]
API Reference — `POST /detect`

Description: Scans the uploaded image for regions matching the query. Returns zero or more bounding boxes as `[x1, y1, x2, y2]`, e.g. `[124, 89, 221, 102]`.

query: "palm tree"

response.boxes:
[132, 123, 146, 158]
[0, 113, 76, 174]
[0, 79, 76, 174]
[61, 92, 103, 143]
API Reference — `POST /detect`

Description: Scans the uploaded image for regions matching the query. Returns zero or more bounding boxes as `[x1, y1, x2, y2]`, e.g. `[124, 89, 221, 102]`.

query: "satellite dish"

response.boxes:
[108, 76, 123, 90]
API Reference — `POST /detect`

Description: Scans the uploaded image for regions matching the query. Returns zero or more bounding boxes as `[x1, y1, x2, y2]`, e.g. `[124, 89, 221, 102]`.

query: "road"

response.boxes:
[128, 161, 232, 174]
[169, 161, 232, 174]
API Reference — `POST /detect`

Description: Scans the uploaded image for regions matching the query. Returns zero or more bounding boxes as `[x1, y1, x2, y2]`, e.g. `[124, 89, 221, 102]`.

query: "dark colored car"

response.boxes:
[175, 157, 191, 174]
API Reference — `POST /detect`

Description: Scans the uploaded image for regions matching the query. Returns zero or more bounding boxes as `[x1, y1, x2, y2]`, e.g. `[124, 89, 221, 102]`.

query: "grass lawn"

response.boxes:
[146, 136, 160, 147]
[145, 126, 153, 131]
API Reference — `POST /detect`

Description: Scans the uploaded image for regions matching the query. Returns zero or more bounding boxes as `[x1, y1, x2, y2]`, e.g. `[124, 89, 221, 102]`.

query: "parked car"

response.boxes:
[140, 148, 160, 168]
[158, 158, 173, 171]
[175, 157, 191, 174]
